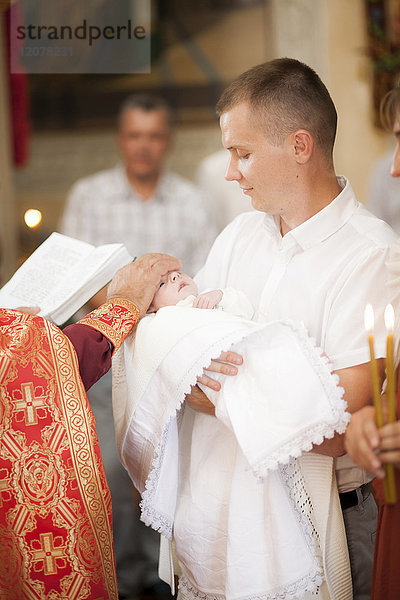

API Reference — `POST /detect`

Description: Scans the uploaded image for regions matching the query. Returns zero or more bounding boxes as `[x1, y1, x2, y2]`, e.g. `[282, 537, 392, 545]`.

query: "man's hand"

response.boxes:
[197, 350, 243, 391]
[107, 253, 182, 317]
[185, 350, 243, 415]
[193, 289, 223, 310]
[344, 405, 384, 477]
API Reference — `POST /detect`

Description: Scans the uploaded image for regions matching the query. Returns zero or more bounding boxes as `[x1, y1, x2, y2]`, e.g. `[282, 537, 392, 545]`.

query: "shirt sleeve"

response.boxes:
[324, 246, 392, 370]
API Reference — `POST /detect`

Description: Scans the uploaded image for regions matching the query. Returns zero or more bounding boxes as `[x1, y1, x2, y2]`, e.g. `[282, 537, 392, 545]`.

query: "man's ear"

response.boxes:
[290, 130, 313, 164]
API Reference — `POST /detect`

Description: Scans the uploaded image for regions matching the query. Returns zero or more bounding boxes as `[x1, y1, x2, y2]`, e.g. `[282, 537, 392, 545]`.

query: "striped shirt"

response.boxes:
[60, 165, 216, 276]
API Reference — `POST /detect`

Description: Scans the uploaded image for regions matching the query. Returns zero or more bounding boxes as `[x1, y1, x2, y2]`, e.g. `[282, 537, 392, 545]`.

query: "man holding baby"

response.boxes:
[161, 58, 395, 599]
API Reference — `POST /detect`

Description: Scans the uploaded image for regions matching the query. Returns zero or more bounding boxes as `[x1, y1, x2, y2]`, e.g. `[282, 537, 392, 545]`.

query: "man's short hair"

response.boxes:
[380, 83, 400, 131]
[216, 58, 337, 163]
[118, 93, 173, 128]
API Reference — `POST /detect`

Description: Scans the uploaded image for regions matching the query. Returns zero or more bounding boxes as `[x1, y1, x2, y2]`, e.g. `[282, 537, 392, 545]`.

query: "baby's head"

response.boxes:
[148, 271, 198, 312]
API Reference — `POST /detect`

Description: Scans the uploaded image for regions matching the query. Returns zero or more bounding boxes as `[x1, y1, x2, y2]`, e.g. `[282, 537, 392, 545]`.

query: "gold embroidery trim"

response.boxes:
[78, 299, 140, 354]
[45, 320, 118, 599]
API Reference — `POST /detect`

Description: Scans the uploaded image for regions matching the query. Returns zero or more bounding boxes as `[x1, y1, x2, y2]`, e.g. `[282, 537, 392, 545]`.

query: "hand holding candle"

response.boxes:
[364, 304, 384, 426]
[365, 303, 397, 503]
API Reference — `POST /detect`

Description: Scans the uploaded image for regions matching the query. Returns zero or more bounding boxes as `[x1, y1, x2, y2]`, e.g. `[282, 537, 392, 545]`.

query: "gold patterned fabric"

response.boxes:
[79, 298, 140, 355]
[0, 308, 121, 600]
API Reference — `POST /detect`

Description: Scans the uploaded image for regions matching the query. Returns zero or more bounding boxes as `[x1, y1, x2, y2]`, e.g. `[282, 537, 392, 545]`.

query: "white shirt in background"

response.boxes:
[196, 149, 253, 233]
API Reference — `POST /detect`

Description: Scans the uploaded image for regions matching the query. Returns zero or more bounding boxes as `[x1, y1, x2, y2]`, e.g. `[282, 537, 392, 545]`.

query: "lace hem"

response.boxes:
[178, 569, 323, 600]
[139, 419, 175, 538]
[139, 325, 255, 538]
[279, 459, 324, 587]
[252, 320, 349, 477]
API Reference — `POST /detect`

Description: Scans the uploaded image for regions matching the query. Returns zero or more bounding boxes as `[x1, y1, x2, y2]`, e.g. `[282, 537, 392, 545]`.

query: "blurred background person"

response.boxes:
[367, 148, 400, 233]
[61, 93, 214, 278]
[60, 94, 214, 600]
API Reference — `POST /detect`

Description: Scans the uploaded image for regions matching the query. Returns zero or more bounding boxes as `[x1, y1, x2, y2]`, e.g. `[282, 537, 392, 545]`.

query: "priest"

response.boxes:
[0, 253, 180, 600]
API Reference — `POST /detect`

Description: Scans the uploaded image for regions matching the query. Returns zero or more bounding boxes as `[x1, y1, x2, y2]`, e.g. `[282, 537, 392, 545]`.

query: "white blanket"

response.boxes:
[112, 304, 351, 600]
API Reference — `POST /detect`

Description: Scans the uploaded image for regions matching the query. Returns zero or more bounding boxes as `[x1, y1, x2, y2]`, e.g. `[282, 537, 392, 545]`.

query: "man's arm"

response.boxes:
[312, 360, 385, 457]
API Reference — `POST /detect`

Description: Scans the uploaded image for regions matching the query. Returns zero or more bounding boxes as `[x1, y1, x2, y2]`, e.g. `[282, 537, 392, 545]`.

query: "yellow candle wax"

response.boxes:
[383, 304, 397, 504]
[385, 304, 396, 424]
[365, 305, 384, 427]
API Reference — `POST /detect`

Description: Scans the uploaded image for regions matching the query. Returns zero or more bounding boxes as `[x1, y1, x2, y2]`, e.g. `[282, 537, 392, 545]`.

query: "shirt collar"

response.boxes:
[263, 176, 359, 251]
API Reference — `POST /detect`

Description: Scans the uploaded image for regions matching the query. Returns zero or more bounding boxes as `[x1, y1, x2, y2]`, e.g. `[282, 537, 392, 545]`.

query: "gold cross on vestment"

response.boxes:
[13, 382, 47, 425]
[31, 532, 66, 576]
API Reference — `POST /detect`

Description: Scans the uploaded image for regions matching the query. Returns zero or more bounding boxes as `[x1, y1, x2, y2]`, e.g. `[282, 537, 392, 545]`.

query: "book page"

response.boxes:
[44, 243, 126, 309]
[0, 233, 94, 312]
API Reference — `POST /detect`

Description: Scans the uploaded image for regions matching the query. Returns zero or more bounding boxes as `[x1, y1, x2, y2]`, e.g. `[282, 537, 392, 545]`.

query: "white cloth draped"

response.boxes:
[112, 304, 351, 600]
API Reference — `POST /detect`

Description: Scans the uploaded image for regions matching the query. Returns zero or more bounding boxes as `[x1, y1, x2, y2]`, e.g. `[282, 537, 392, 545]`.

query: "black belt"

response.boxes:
[339, 483, 371, 510]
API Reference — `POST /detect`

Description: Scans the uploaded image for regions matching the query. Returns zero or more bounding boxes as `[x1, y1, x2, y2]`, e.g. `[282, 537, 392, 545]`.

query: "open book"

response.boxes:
[0, 232, 132, 325]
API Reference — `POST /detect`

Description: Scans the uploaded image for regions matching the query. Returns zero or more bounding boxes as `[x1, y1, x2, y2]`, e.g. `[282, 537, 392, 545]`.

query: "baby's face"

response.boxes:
[151, 271, 198, 311]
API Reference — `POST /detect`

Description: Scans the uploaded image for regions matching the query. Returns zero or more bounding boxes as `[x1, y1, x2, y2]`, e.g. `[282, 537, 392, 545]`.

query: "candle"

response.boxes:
[364, 304, 383, 427]
[385, 304, 396, 423]
[384, 304, 397, 504]
[365, 304, 397, 503]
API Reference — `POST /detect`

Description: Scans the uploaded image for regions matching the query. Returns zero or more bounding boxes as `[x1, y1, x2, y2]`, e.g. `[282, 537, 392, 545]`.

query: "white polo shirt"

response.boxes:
[195, 176, 398, 492]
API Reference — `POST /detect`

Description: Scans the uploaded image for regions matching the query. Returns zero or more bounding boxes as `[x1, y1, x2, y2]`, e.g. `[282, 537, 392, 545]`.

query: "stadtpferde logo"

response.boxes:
[10, 0, 151, 74]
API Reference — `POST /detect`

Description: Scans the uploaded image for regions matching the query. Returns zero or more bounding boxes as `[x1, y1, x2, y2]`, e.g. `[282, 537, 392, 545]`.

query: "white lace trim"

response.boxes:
[139, 418, 175, 537]
[178, 567, 322, 600]
[140, 326, 254, 538]
[279, 460, 324, 590]
[252, 320, 349, 476]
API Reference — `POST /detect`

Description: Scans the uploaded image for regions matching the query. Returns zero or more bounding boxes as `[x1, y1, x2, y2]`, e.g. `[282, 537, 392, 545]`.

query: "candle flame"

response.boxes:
[385, 303, 395, 332]
[365, 304, 374, 333]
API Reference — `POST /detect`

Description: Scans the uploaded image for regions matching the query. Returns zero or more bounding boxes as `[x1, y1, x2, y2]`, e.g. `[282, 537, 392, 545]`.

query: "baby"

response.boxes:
[148, 270, 254, 319]
[113, 271, 351, 600]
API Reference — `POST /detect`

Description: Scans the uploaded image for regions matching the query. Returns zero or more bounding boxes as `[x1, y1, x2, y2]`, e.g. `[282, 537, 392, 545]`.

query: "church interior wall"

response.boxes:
[1, 0, 395, 276]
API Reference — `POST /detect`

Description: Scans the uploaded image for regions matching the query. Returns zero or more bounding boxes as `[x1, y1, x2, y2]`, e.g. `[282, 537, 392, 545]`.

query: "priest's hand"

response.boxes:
[107, 253, 182, 317]
[185, 350, 243, 415]
[15, 306, 40, 315]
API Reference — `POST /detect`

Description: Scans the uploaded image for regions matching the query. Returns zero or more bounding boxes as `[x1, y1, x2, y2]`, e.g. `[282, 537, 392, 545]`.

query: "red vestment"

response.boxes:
[0, 299, 139, 600]
[372, 373, 400, 600]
